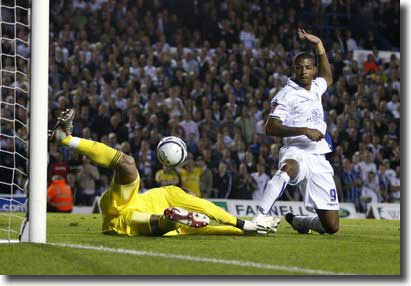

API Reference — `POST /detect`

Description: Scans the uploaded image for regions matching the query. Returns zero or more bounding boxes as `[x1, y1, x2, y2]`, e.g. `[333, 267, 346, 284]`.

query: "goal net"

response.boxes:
[0, 0, 48, 243]
[0, 0, 30, 242]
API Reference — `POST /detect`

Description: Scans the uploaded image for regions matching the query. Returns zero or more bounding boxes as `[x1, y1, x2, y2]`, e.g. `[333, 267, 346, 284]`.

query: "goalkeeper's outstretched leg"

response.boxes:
[51, 109, 280, 236]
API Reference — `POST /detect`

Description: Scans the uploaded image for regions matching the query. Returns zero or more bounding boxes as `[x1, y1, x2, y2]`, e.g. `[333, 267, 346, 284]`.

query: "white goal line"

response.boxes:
[49, 243, 354, 275]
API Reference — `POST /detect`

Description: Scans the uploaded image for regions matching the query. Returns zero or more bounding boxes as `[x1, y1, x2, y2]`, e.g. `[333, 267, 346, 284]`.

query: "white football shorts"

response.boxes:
[279, 146, 339, 210]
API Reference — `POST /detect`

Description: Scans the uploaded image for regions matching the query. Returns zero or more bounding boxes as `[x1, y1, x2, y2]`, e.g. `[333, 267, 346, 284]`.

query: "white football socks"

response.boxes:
[293, 215, 325, 233]
[253, 170, 290, 222]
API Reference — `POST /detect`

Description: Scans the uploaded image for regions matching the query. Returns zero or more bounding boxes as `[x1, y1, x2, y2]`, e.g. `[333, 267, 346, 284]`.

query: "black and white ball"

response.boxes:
[156, 136, 187, 167]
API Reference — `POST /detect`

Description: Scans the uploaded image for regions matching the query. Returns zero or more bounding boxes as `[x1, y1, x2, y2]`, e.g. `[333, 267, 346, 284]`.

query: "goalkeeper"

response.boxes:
[50, 109, 279, 236]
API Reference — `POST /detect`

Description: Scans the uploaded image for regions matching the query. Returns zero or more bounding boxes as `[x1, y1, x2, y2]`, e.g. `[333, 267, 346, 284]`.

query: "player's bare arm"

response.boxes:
[265, 117, 324, 142]
[297, 28, 333, 87]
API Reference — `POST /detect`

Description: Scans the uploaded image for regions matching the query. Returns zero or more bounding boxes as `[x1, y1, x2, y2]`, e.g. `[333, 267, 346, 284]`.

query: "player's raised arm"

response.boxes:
[297, 28, 333, 87]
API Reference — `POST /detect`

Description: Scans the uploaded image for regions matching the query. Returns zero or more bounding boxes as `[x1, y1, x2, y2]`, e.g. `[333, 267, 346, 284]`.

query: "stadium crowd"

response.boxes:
[34, 0, 401, 212]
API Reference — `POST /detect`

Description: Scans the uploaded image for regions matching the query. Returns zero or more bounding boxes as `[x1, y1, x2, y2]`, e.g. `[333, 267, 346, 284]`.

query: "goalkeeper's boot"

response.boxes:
[49, 108, 75, 142]
[256, 216, 281, 235]
[164, 207, 210, 228]
[285, 213, 312, 234]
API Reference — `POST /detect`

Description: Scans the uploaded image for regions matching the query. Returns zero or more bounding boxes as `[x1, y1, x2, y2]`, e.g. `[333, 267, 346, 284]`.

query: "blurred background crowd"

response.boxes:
[1, 0, 401, 213]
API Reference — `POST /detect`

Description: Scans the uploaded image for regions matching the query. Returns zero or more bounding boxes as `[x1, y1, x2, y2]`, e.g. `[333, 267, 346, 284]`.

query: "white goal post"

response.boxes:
[28, 0, 49, 243]
[0, 0, 49, 243]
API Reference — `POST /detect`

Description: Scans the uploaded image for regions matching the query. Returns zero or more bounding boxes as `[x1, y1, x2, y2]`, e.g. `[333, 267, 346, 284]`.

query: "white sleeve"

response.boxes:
[268, 93, 289, 122]
[313, 77, 327, 97]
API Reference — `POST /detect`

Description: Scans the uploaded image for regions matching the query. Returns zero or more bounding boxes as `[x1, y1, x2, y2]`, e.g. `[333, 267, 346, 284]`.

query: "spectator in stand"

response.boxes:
[66, 171, 78, 200]
[179, 154, 203, 197]
[358, 151, 378, 183]
[109, 114, 129, 144]
[231, 139, 247, 165]
[76, 155, 100, 206]
[144, 56, 157, 83]
[231, 163, 257, 199]
[360, 171, 382, 210]
[96, 174, 110, 196]
[107, 132, 120, 150]
[179, 111, 200, 143]
[125, 112, 141, 137]
[250, 163, 270, 203]
[199, 108, 219, 142]
[47, 175, 74, 213]
[164, 86, 185, 119]
[239, 22, 257, 49]
[211, 100, 222, 122]
[388, 166, 400, 203]
[382, 161, 400, 203]
[213, 162, 233, 199]
[182, 51, 199, 75]
[198, 156, 214, 198]
[186, 132, 200, 158]
[345, 30, 359, 52]
[365, 171, 382, 201]
[386, 93, 400, 120]
[266, 143, 280, 170]
[222, 126, 234, 148]
[48, 145, 69, 180]
[220, 111, 235, 140]
[340, 158, 361, 211]
[363, 54, 380, 74]
[243, 151, 256, 173]
[234, 105, 256, 145]
[154, 166, 180, 187]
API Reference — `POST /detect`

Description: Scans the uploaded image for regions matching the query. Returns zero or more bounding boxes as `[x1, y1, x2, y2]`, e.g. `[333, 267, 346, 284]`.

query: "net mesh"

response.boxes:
[0, 0, 30, 242]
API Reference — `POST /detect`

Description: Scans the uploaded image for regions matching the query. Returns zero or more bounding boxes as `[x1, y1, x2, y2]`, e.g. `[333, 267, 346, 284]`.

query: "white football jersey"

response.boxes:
[269, 77, 331, 154]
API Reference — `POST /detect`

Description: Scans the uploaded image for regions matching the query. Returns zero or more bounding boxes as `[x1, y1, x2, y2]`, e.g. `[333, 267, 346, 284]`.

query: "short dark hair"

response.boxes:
[293, 52, 316, 65]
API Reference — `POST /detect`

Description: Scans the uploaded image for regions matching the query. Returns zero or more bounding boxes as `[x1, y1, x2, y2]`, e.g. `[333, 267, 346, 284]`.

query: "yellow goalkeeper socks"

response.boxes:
[61, 135, 122, 168]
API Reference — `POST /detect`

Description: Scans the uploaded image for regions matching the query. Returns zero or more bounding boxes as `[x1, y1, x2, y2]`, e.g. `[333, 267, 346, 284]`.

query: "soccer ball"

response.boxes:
[156, 136, 187, 167]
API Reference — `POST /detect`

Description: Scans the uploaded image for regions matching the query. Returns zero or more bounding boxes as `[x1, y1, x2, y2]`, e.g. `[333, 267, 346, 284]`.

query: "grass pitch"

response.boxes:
[0, 213, 400, 275]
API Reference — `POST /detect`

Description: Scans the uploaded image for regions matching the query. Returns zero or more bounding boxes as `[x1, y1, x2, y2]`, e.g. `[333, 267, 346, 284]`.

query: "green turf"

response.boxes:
[0, 213, 400, 275]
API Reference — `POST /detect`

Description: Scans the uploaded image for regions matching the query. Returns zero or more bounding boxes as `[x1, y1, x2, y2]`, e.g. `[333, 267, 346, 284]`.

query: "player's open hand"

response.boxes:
[297, 28, 321, 45]
[303, 127, 324, 141]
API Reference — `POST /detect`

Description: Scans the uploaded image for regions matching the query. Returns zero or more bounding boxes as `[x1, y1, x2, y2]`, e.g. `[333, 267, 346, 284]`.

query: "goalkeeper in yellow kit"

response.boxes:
[50, 109, 279, 236]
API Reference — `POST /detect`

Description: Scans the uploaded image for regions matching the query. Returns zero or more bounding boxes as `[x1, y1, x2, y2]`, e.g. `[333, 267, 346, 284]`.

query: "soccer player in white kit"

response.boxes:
[254, 29, 339, 234]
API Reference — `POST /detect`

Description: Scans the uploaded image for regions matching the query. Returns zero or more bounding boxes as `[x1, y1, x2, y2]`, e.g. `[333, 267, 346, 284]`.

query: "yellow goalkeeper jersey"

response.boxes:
[99, 174, 239, 236]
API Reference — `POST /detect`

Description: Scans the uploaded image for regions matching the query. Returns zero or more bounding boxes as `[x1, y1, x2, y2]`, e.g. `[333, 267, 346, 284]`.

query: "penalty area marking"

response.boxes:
[49, 242, 353, 275]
